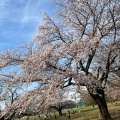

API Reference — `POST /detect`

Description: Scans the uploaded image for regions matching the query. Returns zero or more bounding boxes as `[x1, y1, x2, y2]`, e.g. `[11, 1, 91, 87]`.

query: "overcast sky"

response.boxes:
[0, 0, 55, 52]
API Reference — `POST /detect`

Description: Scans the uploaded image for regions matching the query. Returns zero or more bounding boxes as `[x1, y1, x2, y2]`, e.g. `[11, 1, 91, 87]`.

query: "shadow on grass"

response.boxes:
[81, 107, 98, 113]
[112, 115, 120, 120]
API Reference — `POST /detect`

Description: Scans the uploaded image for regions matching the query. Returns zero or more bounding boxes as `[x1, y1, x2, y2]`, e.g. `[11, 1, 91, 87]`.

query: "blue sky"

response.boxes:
[0, 0, 55, 52]
[0, 0, 56, 99]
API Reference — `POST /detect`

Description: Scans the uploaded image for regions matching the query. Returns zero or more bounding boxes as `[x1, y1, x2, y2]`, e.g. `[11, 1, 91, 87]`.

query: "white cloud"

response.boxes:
[0, 0, 55, 51]
[21, 0, 42, 23]
[21, 0, 52, 23]
[21, 15, 41, 23]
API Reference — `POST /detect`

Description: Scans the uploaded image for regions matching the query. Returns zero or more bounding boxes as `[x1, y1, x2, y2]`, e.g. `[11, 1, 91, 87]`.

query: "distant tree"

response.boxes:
[82, 94, 96, 107]
[77, 100, 84, 108]
[48, 100, 76, 116]
[0, 77, 21, 120]
[47, 88, 76, 116]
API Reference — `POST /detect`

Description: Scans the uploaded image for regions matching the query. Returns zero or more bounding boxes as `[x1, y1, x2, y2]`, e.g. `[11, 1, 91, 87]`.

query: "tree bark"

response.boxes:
[89, 89, 111, 120]
[49, 105, 63, 116]
[0, 117, 4, 120]
[58, 107, 63, 116]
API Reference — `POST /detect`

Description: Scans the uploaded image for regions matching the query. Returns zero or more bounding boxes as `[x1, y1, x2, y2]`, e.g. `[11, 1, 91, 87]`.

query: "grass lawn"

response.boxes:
[18, 101, 120, 120]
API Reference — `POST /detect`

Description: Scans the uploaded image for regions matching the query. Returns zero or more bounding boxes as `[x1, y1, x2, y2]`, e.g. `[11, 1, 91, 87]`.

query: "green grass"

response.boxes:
[18, 101, 120, 120]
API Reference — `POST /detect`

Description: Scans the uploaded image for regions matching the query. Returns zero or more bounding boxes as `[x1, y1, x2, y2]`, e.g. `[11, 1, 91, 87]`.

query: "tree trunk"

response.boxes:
[89, 90, 111, 120]
[0, 117, 4, 120]
[58, 107, 63, 116]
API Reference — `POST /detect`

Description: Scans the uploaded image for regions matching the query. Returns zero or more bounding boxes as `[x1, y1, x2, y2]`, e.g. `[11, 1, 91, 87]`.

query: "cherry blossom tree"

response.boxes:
[0, 76, 24, 120]
[0, 88, 19, 120]
[47, 88, 76, 116]
[48, 100, 76, 116]
[0, 0, 120, 120]
[106, 74, 120, 102]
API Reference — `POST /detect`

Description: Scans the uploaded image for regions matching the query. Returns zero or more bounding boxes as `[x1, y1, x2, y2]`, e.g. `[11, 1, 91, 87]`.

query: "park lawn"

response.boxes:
[19, 101, 120, 120]
[73, 102, 120, 120]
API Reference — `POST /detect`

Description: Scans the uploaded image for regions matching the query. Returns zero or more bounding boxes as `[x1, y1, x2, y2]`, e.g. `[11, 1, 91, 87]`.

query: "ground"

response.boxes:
[18, 101, 120, 120]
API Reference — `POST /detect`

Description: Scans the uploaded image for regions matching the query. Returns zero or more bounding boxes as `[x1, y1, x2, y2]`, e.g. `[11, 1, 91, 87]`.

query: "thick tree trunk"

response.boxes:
[89, 90, 111, 120]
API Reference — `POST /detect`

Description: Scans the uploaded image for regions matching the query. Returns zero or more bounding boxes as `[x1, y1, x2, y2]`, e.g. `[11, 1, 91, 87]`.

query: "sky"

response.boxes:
[0, 1, 56, 109]
[0, 0, 55, 52]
